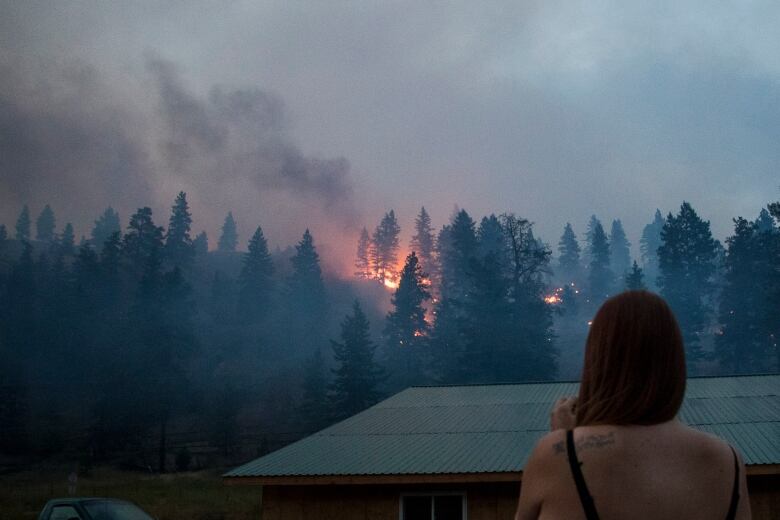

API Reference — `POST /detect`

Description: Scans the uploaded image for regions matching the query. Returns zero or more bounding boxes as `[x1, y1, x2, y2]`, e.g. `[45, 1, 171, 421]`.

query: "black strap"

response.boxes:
[725, 446, 740, 520]
[566, 430, 600, 520]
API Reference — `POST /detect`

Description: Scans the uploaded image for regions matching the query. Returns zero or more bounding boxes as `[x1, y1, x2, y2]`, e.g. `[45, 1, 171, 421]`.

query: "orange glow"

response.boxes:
[383, 277, 400, 290]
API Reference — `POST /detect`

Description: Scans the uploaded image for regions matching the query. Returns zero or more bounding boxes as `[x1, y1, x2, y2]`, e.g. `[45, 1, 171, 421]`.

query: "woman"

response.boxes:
[515, 290, 751, 519]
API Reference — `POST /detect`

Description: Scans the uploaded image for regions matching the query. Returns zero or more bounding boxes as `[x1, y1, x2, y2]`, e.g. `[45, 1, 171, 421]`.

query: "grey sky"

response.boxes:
[1, 1, 778, 271]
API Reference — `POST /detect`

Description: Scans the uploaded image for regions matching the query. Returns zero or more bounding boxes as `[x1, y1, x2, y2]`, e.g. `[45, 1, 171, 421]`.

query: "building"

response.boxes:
[224, 374, 780, 519]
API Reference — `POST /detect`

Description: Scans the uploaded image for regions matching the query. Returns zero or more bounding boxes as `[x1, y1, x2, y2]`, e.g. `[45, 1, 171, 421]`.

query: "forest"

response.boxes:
[0, 193, 778, 472]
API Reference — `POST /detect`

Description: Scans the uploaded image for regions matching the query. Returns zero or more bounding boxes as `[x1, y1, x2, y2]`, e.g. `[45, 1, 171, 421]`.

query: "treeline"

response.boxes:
[0, 195, 778, 471]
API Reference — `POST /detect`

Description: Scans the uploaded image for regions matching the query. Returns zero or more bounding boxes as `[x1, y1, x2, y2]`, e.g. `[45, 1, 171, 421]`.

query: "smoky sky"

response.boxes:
[1, 1, 778, 261]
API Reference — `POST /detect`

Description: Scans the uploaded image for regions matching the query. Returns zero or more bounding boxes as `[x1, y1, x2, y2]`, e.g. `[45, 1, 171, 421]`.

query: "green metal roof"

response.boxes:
[224, 374, 780, 479]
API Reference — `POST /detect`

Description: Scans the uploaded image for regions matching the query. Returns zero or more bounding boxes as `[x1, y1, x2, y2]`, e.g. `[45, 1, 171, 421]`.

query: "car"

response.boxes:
[38, 498, 156, 520]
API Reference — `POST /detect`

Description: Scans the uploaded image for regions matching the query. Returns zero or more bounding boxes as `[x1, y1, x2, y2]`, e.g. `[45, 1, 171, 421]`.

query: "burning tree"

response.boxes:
[383, 252, 431, 389]
[371, 210, 401, 285]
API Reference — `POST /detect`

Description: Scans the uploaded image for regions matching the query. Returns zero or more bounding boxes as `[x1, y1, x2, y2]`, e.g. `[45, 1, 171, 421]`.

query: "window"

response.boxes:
[400, 493, 466, 520]
[48, 505, 82, 520]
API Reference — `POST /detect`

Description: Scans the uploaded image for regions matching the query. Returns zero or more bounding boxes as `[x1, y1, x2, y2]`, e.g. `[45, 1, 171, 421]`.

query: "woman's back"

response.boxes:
[517, 420, 750, 519]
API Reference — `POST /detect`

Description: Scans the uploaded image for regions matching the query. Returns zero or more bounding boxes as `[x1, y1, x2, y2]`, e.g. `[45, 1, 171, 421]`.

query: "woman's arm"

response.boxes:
[515, 430, 565, 520]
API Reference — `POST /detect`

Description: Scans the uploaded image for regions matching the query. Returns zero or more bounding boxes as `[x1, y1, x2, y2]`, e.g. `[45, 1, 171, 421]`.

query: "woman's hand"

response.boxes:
[550, 396, 578, 431]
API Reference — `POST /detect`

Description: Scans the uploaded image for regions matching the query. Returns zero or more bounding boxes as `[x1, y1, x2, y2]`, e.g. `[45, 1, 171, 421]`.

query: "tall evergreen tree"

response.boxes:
[715, 217, 776, 373]
[438, 209, 478, 301]
[288, 229, 326, 321]
[657, 202, 718, 367]
[35, 205, 56, 242]
[477, 214, 506, 262]
[193, 231, 209, 256]
[640, 209, 664, 289]
[59, 223, 75, 256]
[557, 223, 581, 283]
[609, 219, 631, 278]
[410, 207, 436, 277]
[354, 227, 372, 279]
[91, 207, 121, 250]
[625, 261, 645, 290]
[164, 191, 194, 268]
[0, 225, 7, 246]
[218, 212, 238, 253]
[587, 218, 613, 302]
[15, 205, 31, 242]
[238, 226, 275, 321]
[329, 301, 384, 420]
[383, 252, 431, 388]
[371, 210, 401, 283]
[122, 208, 164, 275]
[297, 347, 329, 433]
[754, 208, 776, 233]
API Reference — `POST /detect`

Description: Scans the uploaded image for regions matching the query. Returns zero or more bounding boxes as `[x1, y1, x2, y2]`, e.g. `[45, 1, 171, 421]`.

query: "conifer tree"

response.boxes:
[91, 207, 121, 250]
[587, 218, 613, 302]
[371, 210, 401, 283]
[438, 209, 478, 301]
[15, 205, 31, 242]
[715, 217, 775, 373]
[754, 208, 775, 233]
[383, 252, 431, 388]
[122, 208, 164, 274]
[657, 202, 718, 367]
[59, 223, 75, 256]
[411, 207, 436, 277]
[35, 205, 56, 242]
[329, 301, 384, 420]
[297, 347, 329, 433]
[609, 219, 631, 278]
[193, 231, 208, 256]
[218, 212, 238, 252]
[0, 225, 7, 246]
[164, 191, 194, 268]
[288, 229, 325, 318]
[640, 209, 664, 288]
[557, 223, 581, 283]
[477, 214, 506, 262]
[238, 226, 275, 321]
[354, 227, 372, 279]
[625, 261, 645, 290]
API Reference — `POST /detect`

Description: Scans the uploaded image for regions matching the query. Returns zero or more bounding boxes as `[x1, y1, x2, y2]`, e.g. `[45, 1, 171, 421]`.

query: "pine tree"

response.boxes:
[288, 229, 325, 319]
[297, 347, 329, 433]
[715, 217, 775, 373]
[557, 223, 581, 283]
[164, 191, 194, 268]
[383, 252, 431, 388]
[754, 208, 776, 233]
[35, 205, 56, 242]
[410, 207, 436, 277]
[371, 210, 401, 283]
[122, 208, 164, 274]
[640, 209, 664, 289]
[438, 209, 478, 301]
[15, 205, 31, 242]
[657, 202, 718, 367]
[329, 301, 384, 420]
[477, 215, 506, 262]
[59, 223, 75, 256]
[354, 227, 372, 279]
[625, 261, 645, 290]
[193, 231, 209, 256]
[587, 218, 613, 302]
[238, 226, 275, 321]
[91, 207, 121, 250]
[218, 212, 238, 252]
[609, 219, 631, 278]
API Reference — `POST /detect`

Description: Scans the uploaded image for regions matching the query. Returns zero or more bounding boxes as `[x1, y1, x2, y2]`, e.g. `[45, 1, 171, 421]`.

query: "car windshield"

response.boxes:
[81, 501, 154, 520]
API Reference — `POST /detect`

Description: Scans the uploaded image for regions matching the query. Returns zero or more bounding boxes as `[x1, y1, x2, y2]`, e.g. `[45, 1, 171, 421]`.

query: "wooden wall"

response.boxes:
[258, 476, 777, 520]
[259, 482, 518, 520]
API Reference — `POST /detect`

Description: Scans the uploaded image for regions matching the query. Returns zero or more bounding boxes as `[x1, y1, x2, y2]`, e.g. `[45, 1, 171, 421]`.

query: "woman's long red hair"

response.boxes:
[576, 290, 686, 426]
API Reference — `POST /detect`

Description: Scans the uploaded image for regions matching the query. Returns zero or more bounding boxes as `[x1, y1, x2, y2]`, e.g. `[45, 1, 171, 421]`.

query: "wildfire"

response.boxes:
[383, 277, 400, 290]
[544, 287, 565, 305]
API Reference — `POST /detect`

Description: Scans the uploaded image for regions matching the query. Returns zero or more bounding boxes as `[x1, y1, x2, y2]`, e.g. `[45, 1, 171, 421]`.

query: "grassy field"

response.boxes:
[0, 466, 262, 519]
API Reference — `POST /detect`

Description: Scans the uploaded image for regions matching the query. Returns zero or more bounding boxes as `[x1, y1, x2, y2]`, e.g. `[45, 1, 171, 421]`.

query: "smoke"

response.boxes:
[0, 52, 359, 261]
